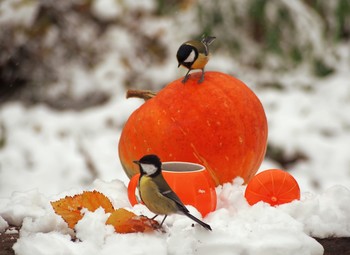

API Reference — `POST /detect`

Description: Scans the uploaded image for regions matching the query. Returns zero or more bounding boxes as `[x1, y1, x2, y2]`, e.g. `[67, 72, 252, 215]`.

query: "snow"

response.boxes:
[0, 215, 8, 232]
[5, 179, 350, 254]
[2, 76, 349, 254]
[4, 79, 349, 254]
[91, 0, 156, 20]
[5, 228, 18, 234]
[255, 69, 350, 190]
[0, 0, 39, 27]
[91, 0, 122, 21]
[75, 208, 115, 246]
[281, 186, 350, 238]
[0, 98, 141, 196]
[0, 65, 348, 252]
[1, 1, 350, 254]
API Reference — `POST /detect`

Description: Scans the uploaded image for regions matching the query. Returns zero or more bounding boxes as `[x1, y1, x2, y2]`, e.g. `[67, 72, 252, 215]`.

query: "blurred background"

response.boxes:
[0, 0, 349, 197]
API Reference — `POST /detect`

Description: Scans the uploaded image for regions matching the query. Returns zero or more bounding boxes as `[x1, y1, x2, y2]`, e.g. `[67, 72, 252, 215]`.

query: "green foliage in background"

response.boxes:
[195, 0, 347, 73]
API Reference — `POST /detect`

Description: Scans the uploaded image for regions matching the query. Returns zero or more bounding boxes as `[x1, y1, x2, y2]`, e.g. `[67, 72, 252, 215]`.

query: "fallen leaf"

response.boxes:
[51, 191, 160, 233]
[51, 191, 114, 228]
[81, 191, 114, 213]
[106, 208, 160, 233]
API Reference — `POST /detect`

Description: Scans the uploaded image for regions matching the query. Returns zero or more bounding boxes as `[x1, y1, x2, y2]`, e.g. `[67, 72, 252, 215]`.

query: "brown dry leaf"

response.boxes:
[51, 190, 114, 228]
[106, 208, 160, 233]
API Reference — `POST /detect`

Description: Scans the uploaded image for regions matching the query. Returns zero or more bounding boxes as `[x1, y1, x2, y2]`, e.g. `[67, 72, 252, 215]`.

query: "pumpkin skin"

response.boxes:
[118, 71, 268, 185]
[245, 169, 301, 206]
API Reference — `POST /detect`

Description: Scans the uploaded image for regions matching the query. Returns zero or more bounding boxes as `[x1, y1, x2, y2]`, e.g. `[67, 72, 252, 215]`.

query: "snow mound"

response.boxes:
[2, 179, 350, 255]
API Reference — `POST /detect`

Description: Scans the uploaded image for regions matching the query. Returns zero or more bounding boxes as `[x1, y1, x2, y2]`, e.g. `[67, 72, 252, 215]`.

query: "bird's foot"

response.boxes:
[182, 74, 190, 83]
[198, 71, 205, 83]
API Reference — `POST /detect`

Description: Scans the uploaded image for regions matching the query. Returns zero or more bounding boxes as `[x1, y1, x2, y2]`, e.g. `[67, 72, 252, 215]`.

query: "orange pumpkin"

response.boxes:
[245, 169, 301, 206]
[118, 71, 268, 185]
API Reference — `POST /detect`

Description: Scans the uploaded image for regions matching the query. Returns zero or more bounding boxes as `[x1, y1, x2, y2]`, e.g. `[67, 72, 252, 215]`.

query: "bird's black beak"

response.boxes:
[178, 63, 181, 68]
[133, 160, 140, 165]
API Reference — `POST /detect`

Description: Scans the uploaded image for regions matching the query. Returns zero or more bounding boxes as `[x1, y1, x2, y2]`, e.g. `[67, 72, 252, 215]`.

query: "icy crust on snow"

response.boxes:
[1, 179, 350, 255]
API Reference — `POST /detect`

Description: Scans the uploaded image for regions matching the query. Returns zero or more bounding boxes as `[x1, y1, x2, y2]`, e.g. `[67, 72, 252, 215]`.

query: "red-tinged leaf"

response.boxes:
[106, 208, 160, 233]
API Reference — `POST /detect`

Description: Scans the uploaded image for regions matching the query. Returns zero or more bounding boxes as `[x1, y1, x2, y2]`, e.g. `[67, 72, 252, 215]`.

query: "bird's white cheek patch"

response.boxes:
[141, 163, 158, 175]
[184, 50, 195, 63]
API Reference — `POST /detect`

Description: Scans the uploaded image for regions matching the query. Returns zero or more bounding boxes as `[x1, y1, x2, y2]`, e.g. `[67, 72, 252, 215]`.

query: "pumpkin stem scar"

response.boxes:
[190, 143, 219, 185]
[126, 89, 157, 101]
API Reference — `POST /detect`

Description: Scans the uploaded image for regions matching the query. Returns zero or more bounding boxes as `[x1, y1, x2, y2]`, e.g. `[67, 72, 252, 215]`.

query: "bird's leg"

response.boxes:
[182, 69, 191, 83]
[198, 68, 205, 83]
[151, 214, 158, 220]
[159, 215, 168, 227]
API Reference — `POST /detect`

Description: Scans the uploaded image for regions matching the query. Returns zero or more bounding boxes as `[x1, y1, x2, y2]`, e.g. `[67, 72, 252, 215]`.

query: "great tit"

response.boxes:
[133, 154, 212, 231]
[176, 36, 216, 83]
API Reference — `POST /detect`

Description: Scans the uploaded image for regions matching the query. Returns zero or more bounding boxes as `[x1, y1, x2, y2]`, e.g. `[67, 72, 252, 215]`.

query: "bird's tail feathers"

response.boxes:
[201, 36, 216, 46]
[183, 211, 212, 231]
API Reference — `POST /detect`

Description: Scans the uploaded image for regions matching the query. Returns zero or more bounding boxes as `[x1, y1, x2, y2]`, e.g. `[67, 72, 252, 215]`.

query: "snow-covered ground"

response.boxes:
[1, 0, 350, 254]
[1, 178, 350, 255]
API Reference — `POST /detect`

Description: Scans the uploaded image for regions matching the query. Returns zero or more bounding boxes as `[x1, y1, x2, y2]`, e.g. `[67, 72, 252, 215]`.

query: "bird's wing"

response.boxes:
[186, 40, 207, 56]
[154, 175, 189, 213]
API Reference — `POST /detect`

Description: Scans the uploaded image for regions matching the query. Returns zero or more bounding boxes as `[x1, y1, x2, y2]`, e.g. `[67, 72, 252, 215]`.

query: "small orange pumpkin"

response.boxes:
[118, 71, 268, 185]
[245, 169, 301, 206]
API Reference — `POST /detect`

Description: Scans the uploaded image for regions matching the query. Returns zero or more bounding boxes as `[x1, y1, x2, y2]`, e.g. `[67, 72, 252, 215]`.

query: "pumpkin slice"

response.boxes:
[245, 169, 300, 206]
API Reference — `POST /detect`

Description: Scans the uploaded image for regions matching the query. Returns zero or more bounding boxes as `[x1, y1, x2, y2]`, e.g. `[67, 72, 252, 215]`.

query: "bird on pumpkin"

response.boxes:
[176, 36, 216, 83]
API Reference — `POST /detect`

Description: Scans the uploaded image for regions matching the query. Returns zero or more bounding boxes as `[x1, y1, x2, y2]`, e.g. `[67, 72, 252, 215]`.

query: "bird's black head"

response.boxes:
[133, 154, 162, 176]
[176, 44, 198, 69]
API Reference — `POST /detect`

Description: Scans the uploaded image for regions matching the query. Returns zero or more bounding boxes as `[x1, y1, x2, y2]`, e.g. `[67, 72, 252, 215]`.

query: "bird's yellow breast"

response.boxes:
[191, 53, 209, 70]
[139, 176, 178, 215]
